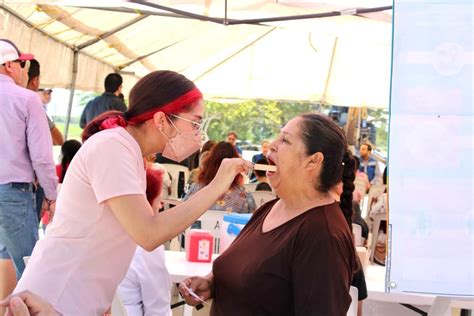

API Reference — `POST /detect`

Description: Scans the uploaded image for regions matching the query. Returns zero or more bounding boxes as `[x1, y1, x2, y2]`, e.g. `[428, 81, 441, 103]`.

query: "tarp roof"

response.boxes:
[1, 1, 392, 108]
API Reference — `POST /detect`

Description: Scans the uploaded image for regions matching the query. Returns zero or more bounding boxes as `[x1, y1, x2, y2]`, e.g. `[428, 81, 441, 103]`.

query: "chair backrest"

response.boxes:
[244, 183, 258, 192]
[369, 212, 386, 262]
[251, 191, 275, 208]
[356, 246, 370, 275]
[161, 164, 190, 199]
[366, 184, 386, 209]
[347, 286, 358, 316]
[352, 223, 365, 247]
[198, 210, 225, 253]
[111, 291, 128, 316]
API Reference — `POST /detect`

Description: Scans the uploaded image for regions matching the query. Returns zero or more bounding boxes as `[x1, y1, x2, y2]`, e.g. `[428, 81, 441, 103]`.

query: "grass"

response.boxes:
[55, 122, 83, 140]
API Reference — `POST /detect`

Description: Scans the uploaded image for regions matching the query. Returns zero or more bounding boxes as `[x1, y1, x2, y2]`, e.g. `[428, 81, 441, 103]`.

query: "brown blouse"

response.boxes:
[211, 199, 357, 316]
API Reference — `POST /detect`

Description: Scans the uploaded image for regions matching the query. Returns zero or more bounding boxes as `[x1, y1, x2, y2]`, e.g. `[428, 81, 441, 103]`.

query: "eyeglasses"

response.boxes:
[13, 60, 26, 69]
[2, 60, 26, 69]
[168, 114, 203, 131]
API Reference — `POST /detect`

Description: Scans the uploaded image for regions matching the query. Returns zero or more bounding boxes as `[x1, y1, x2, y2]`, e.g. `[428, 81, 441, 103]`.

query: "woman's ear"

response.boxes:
[305, 152, 324, 171]
[152, 111, 167, 130]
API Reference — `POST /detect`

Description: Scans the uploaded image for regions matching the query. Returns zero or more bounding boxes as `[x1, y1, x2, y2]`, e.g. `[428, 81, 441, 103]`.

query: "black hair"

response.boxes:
[383, 166, 387, 185]
[27, 59, 40, 84]
[361, 143, 372, 151]
[300, 113, 355, 227]
[104, 73, 123, 93]
[354, 155, 361, 170]
[59, 140, 82, 182]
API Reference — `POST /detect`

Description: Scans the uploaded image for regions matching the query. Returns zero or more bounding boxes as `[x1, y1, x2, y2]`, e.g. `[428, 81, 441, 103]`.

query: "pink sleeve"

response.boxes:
[84, 137, 145, 204]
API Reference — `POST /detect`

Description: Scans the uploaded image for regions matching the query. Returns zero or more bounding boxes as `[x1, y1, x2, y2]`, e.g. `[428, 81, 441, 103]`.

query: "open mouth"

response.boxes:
[266, 157, 277, 175]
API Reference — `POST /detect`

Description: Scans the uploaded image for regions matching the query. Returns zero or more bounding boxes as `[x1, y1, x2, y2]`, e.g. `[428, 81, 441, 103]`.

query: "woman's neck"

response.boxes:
[125, 125, 155, 156]
[277, 186, 334, 212]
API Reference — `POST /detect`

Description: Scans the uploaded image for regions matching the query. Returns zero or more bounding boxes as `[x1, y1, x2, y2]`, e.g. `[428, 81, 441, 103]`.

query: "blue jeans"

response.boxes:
[0, 183, 38, 280]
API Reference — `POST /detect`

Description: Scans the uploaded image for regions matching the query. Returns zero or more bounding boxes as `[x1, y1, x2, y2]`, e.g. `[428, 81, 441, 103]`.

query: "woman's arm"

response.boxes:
[108, 158, 252, 251]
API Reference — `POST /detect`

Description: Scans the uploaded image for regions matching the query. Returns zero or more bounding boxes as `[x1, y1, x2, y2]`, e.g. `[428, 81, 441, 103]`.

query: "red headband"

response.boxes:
[127, 87, 202, 125]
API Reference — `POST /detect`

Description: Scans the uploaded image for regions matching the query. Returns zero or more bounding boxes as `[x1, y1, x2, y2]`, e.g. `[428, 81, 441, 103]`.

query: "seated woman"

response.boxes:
[179, 114, 358, 315]
[55, 139, 82, 184]
[183, 142, 256, 213]
[117, 168, 172, 316]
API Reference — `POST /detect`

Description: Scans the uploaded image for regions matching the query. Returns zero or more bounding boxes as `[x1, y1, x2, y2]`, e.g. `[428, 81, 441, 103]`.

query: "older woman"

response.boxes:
[179, 113, 358, 315]
[183, 141, 256, 213]
[12, 71, 251, 315]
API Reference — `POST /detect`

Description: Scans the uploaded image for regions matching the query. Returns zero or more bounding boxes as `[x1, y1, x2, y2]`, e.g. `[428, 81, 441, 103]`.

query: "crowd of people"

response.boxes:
[0, 38, 388, 316]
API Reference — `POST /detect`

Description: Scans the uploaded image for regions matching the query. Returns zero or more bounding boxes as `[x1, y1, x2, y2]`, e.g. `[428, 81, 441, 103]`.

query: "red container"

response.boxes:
[185, 229, 214, 263]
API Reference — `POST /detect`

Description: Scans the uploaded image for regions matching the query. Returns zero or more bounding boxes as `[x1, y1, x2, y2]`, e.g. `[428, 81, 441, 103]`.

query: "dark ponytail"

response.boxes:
[82, 111, 124, 142]
[340, 151, 356, 229]
[300, 113, 356, 228]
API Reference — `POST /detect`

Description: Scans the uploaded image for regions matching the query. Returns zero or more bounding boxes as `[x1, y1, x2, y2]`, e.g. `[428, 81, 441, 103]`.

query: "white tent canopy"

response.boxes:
[1, 0, 392, 109]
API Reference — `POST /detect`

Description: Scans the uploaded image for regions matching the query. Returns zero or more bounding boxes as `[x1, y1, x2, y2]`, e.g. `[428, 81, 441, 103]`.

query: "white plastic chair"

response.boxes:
[23, 256, 30, 266]
[251, 191, 275, 208]
[244, 183, 258, 192]
[198, 210, 225, 253]
[369, 212, 386, 262]
[347, 286, 358, 316]
[161, 164, 190, 199]
[365, 184, 386, 214]
[352, 223, 365, 247]
[111, 291, 128, 316]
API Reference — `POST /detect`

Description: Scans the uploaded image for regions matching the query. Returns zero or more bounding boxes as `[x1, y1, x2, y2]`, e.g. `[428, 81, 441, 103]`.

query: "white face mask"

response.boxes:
[160, 117, 202, 163]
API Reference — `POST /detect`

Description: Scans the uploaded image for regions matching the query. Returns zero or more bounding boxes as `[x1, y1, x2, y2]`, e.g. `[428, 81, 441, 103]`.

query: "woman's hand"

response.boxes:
[210, 158, 253, 195]
[0, 291, 58, 316]
[178, 276, 214, 306]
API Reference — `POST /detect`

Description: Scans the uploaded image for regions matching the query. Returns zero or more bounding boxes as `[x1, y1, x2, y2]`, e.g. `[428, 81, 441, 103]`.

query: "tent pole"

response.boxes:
[64, 49, 79, 140]
[321, 36, 338, 106]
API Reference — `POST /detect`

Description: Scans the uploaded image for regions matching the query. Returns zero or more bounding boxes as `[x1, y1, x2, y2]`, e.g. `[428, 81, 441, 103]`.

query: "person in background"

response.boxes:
[358, 143, 381, 185]
[251, 140, 270, 163]
[367, 166, 388, 266]
[26, 59, 64, 146]
[353, 156, 370, 200]
[13, 70, 251, 315]
[254, 158, 272, 192]
[55, 140, 82, 184]
[187, 140, 216, 186]
[226, 131, 242, 156]
[0, 39, 57, 315]
[183, 141, 256, 213]
[145, 154, 171, 203]
[37, 140, 82, 232]
[118, 168, 172, 316]
[79, 73, 127, 128]
[249, 140, 270, 182]
[180, 113, 358, 315]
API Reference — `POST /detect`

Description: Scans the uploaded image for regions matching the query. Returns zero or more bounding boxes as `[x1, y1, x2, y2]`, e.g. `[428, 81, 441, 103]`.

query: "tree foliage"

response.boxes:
[203, 100, 321, 143]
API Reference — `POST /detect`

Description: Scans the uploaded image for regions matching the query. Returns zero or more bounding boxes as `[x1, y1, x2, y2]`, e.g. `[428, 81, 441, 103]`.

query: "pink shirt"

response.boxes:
[15, 127, 146, 315]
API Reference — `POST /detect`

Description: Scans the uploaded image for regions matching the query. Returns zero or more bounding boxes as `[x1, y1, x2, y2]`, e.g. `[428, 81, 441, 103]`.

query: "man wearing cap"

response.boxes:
[0, 39, 57, 282]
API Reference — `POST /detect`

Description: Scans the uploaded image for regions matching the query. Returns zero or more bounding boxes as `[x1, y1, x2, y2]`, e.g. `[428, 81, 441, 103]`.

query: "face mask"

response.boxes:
[161, 120, 202, 162]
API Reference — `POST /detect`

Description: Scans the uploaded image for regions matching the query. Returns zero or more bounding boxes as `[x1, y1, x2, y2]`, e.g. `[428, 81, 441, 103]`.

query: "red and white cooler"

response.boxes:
[185, 229, 214, 263]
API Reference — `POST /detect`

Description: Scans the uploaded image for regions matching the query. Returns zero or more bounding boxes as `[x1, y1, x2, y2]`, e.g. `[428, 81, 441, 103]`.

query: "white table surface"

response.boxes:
[165, 250, 217, 284]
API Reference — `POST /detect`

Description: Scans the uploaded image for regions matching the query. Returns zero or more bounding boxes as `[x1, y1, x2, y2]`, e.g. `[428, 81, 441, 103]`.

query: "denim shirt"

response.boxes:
[80, 92, 127, 128]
